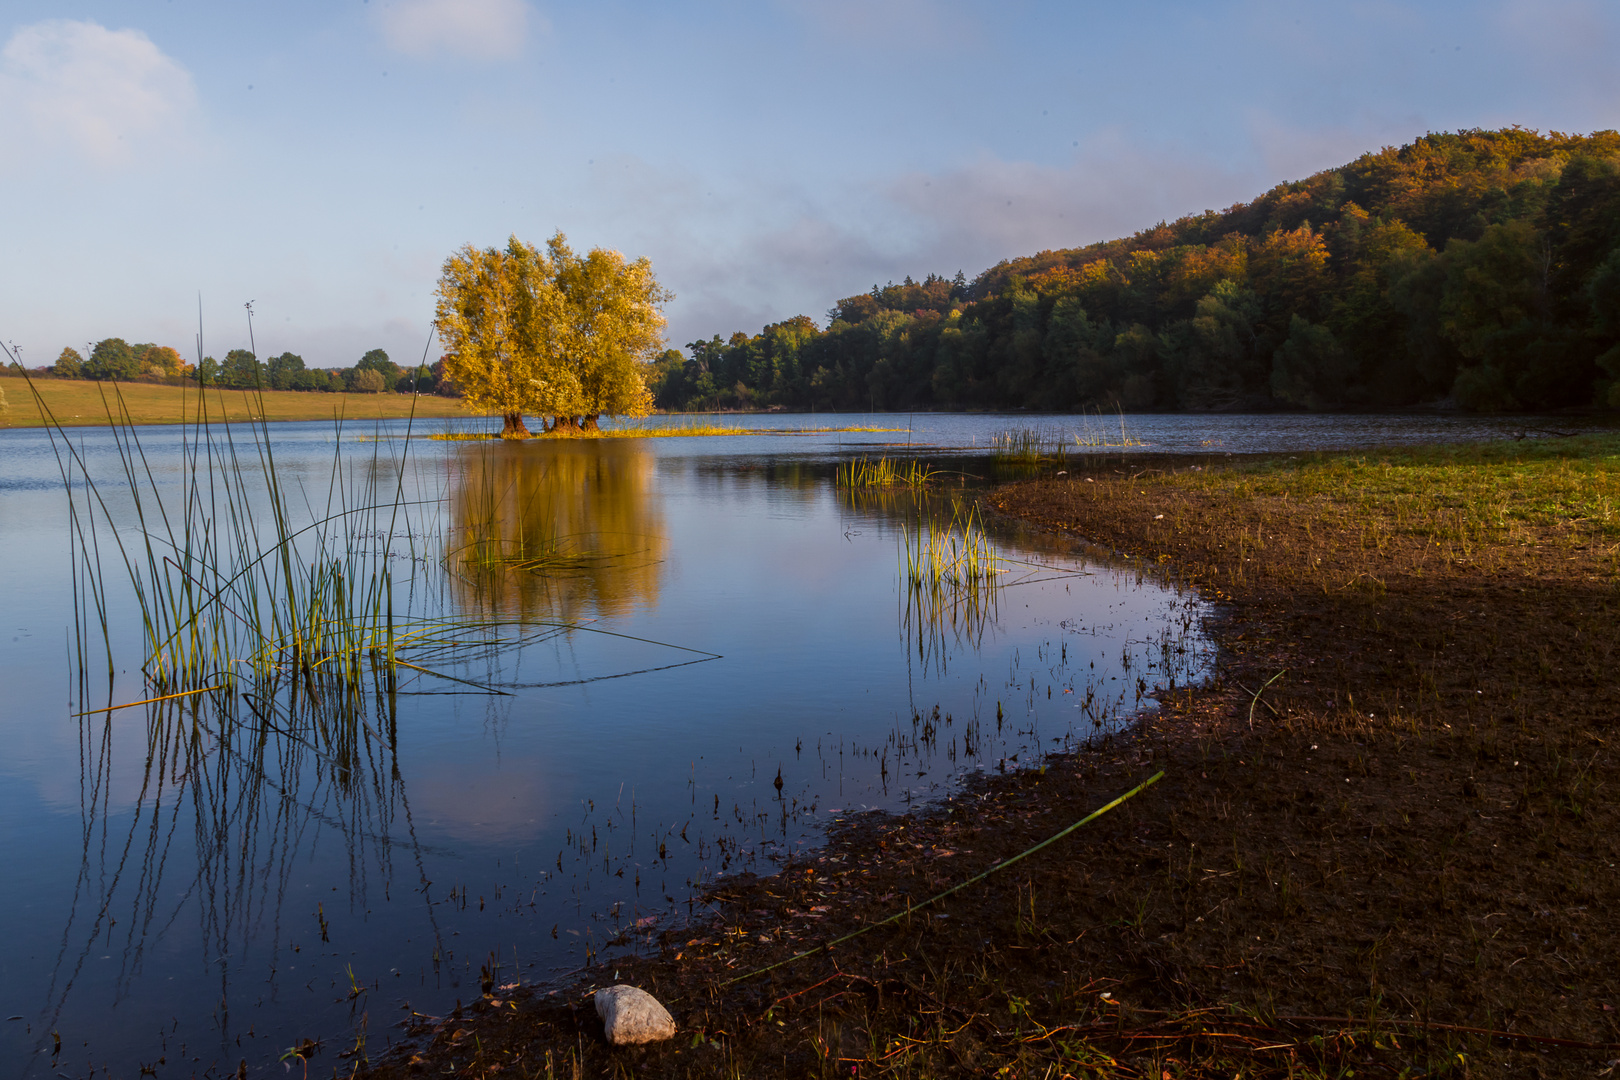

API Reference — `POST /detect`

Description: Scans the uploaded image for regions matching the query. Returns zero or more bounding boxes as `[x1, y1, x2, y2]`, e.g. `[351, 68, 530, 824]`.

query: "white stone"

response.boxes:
[595, 984, 676, 1045]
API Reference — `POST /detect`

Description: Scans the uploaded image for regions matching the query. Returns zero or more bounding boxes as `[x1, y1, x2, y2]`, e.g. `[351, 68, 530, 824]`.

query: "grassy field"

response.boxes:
[364, 435, 1620, 1080]
[0, 376, 472, 428]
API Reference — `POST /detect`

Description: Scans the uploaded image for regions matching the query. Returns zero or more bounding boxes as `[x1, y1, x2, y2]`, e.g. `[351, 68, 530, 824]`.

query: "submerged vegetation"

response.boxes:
[650, 128, 1620, 415]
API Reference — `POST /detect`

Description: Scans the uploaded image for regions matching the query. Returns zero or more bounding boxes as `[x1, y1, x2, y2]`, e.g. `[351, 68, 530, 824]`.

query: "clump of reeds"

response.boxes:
[29, 371, 550, 727]
[836, 455, 938, 488]
[900, 500, 1002, 593]
[989, 428, 1068, 476]
[1071, 407, 1144, 449]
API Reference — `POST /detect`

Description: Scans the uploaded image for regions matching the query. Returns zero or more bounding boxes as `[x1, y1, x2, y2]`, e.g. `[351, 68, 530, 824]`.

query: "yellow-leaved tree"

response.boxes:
[435, 233, 669, 438]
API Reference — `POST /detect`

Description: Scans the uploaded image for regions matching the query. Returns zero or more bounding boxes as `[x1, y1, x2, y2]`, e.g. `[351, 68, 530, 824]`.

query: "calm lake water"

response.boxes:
[0, 409, 1611, 1076]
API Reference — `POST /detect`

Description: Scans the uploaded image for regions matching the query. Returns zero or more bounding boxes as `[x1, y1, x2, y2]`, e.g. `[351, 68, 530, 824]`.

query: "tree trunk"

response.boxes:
[500, 412, 531, 439]
[551, 415, 581, 434]
[581, 414, 601, 432]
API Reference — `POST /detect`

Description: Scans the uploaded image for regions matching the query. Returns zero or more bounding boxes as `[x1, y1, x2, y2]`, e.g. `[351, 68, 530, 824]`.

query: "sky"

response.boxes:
[1, 0, 1616, 371]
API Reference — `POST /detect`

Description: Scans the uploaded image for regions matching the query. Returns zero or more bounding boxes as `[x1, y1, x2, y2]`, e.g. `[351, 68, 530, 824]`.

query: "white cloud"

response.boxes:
[374, 0, 534, 60]
[0, 20, 196, 167]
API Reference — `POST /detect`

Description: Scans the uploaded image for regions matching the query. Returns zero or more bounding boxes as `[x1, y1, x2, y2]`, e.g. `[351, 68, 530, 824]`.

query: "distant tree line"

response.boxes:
[650, 128, 1620, 413]
[33, 340, 459, 396]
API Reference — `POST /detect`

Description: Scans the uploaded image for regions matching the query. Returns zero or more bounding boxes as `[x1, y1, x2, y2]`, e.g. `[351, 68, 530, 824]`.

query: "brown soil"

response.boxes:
[361, 450, 1620, 1080]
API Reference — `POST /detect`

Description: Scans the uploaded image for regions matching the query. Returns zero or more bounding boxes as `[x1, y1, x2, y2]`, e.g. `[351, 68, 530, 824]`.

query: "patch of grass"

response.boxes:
[989, 426, 1069, 476]
[899, 499, 1002, 600]
[0, 375, 469, 428]
[1071, 407, 1146, 450]
[39, 378, 562, 724]
[427, 419, 911, 440]
[834, 455, 938, 488]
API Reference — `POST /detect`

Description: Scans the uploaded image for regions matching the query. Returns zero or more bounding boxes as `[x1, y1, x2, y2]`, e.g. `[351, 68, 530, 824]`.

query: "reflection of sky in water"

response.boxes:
[6, 409, 1491, 1075]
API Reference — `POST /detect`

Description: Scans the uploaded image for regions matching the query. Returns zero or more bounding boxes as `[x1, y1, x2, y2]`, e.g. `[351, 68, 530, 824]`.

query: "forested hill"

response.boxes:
[650, 128, 1620, 413]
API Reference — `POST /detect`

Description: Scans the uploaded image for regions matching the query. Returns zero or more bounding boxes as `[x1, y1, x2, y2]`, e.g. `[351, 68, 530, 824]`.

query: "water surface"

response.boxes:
[0, 409, 1606, 1075]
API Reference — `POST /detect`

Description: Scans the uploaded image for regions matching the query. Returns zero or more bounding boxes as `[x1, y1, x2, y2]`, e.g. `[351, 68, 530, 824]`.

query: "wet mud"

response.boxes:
[363, 445, 1620, 1079]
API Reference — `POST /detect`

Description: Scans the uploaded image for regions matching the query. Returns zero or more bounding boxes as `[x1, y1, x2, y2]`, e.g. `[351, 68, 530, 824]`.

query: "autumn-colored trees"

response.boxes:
[434, 233, 668, 437]
[648, 128, 1620, 414]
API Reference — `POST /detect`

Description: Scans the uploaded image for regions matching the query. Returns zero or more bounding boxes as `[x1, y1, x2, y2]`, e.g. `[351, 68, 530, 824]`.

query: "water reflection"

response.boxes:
[446, 441, 666, 622]
[43, 688, 435, 1067]
[11, 432, 1214, 1075]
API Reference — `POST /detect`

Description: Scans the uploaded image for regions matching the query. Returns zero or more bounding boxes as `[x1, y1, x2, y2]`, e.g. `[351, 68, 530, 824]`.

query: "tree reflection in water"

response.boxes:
[446, 440, 667, 623]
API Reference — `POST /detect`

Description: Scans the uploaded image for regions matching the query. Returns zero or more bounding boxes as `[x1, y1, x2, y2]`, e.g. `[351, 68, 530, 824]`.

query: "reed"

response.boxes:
[1071, 406, 1144, 449]
[16, 361, 541, 725]
[899, 499, 1003, 595]
[835, 455, 938, 488]
[989, 427, 1068, 476]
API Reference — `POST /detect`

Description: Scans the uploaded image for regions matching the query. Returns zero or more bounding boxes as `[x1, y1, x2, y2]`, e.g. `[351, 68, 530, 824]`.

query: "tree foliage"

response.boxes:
[220, 349, 262, 389]
[53, 347, 84, 378]
[649, 128, 1620, 414]
[435, 233, 668, 436]
[87, 338, 138, 381]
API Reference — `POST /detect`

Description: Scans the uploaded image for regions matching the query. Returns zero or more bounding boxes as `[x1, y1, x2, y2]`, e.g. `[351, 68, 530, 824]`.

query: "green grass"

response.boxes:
[899, 499, 1003, 594]
[1170, 434, 1620, 566]
[835, 455, 939, 488]
[989, 427, 1069, 475]
[41, 380, 564, 729]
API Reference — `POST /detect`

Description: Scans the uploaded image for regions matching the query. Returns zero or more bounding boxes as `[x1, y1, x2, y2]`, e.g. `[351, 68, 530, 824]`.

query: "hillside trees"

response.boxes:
[653, 128, 1620, 414]
[435, 233, 668, 437]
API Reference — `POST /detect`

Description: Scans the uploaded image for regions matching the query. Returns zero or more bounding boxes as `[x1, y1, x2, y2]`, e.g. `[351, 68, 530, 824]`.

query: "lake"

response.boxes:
[0, 408, 1609, 1076]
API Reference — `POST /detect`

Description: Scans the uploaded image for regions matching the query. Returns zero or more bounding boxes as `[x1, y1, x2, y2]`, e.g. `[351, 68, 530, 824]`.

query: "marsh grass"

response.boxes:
[989, 427, 1068, 476]
[834, 455, 938, 488]
[20, 368, 557, 726]
[1072, 407, 1144, 449]
[1148, 435, 1620, 593]
[899, 499, 1002, 594]
[426, 418, 909, 440]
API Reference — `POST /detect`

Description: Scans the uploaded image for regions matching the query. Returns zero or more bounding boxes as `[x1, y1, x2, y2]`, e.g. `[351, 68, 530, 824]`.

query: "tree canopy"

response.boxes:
[435, 233, 668, 436]
[649, 128, 1620, 414]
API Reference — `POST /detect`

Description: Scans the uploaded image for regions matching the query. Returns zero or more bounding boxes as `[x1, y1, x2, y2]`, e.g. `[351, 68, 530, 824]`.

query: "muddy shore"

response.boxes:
[362, 439, 1620, 1079]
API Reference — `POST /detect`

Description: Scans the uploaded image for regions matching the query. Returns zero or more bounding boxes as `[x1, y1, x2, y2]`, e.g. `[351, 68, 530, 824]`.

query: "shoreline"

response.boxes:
[362, 435, 1620, 1078]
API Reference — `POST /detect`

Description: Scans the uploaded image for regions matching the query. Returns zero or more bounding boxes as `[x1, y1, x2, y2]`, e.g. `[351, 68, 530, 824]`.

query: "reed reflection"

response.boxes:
[446, 441, 666, 622]
[42, 684, 437, 1065]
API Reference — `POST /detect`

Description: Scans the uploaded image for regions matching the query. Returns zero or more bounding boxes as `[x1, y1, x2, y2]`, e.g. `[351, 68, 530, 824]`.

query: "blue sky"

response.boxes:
[1, 0, 1616, 370]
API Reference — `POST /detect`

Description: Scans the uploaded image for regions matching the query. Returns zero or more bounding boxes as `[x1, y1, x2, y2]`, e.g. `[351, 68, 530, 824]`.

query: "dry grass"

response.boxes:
[0, 376, 469, 428]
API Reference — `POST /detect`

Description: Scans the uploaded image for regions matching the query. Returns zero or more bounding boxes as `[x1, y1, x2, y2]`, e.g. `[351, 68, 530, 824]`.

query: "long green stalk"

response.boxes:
[722, 771, 1166, 987]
